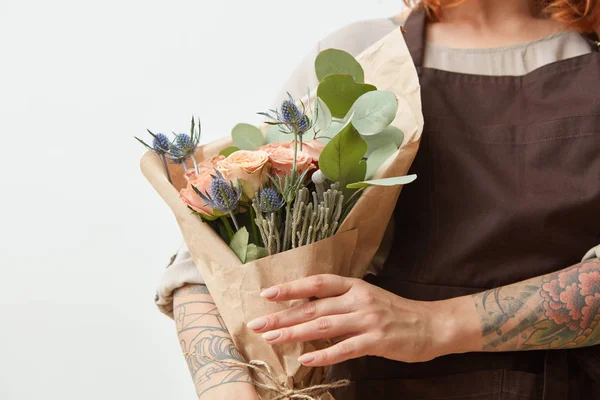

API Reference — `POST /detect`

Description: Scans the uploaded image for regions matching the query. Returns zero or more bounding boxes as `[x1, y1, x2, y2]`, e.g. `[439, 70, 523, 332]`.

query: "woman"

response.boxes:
[157, 1, 600, 399]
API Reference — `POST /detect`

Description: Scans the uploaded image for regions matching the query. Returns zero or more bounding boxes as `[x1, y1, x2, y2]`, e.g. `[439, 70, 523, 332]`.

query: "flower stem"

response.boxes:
[220, 216, 234, 242]
[282, 200, 292, 251]
[160, 153, 173, 184]
[181, 162, 188, 172]
[229, 212, 240, 231]
[291, 130, 298, 184]
[249, 204, 260, 245]
[190, 154, 199, 175]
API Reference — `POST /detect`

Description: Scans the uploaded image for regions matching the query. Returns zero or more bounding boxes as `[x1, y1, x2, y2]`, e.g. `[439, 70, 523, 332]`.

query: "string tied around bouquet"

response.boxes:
[183, 353, 350, 400]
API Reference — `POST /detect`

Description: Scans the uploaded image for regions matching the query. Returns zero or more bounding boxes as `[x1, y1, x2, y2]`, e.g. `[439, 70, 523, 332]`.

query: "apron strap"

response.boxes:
[542, 351, 569, 400]
[401, 6, 426, 69]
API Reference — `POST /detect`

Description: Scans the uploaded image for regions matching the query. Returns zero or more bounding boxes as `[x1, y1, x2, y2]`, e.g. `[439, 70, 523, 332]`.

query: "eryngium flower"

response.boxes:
[281, 100, 303, 123]
[193, 170, 241, 213]
[170, 133, 193, 164]
[152, 133, 170, 153]
[258, 92, 314, 136]
[135, 130, 171, 155]
[257, 187, 285, 213]
[280, 100, 309, 134]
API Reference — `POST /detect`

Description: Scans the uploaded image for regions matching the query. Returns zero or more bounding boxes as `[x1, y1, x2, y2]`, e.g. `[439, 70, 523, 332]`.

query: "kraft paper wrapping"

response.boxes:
[141, 26, 422, 399]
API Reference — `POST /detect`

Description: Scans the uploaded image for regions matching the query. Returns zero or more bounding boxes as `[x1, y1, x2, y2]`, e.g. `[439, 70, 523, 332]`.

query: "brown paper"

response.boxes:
[141, 27, 422, 399]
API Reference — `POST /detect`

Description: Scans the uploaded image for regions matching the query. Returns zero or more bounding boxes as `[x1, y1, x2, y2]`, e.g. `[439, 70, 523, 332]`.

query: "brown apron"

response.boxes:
[329, 8, 600, 400]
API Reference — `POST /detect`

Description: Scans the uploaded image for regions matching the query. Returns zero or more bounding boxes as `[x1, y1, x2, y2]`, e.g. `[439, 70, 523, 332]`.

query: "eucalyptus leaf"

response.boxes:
[246, 244, 269, 262]
[346, 175, 417, 189]
[229, 227, 249, 263]
[366, 143, 398, 180]
[265, 125, 281, 144]
[317, 74, 376, 118]
[315, 48, 365, 83]
[232, 123, 265, 150]
[219, 146, 240, 157]
[345, 160, 367, 198]
[319, 115, 368, 194]
[314, 97, 332, 133]
[361, 126, 404, 157]
[349, 90, 398, 135]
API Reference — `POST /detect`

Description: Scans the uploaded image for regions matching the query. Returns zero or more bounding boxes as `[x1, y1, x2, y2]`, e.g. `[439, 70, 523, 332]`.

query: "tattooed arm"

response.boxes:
[448, 257, 600, 352]
[173, 284, 259, 399]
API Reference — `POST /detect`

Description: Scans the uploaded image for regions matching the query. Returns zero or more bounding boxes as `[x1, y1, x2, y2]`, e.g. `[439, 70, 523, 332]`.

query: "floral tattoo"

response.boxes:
[473, 258, 600, 350]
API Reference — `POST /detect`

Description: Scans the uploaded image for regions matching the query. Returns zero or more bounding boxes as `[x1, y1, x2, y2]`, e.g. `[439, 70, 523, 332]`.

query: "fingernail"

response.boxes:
[247, 318, 267, 330]
[260, 287, 279, 298]
[298, 354, 315, 364]
[262, 331, 281, 341]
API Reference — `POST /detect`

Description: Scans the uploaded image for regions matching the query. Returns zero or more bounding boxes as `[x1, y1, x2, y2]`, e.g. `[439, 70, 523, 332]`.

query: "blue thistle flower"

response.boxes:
[135, 129, 174, 184]
[169, 133, 196, 165]
[152, 133, 170, 154]
[258, 92, 314, 137]
[209, 178, 239, 212]
[257, 187, 285, 213]
[193, 170, 241, 214]
[297, 115, 309, 134]
[174, 133, 192, 149]
[281, 100, 303, 124]
[192, 170, 242, 230]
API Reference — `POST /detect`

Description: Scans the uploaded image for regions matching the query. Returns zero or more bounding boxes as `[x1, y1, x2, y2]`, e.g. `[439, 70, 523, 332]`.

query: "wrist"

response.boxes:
[429, 296, 482, 357]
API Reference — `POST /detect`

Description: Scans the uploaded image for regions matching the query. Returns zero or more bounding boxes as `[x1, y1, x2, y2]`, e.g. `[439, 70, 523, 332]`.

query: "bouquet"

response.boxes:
[140, 27, 422, 399]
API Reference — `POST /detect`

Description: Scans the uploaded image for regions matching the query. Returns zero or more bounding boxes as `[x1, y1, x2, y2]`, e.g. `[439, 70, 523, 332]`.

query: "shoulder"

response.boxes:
[317, 16, 404, 56]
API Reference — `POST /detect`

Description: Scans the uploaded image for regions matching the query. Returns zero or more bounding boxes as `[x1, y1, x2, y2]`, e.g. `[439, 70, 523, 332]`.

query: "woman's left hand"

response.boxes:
[246, 274, 458, 367]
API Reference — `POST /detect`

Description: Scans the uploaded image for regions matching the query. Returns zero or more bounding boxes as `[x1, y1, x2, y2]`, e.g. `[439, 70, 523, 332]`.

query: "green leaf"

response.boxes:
[346, 175, 417, 189]
[231, 123, 265, 150]
[245, 244, 269, 262]
[361, 126, 404, 157]
[524, 320, 578, 347]
[344, 160, 367, 198]
[317, 74, 376, 118]
[366, 143, 398, 179]
[349, 90, 398, 135]
[229, 227, 249, 263]
[315, 48, 365, 83]
[264, 125, 280, 144]
[265, 124, 292, 144]
[319, 115, 368, 194]
[219, 146, 240, 157]
[314, 97, 332, 133]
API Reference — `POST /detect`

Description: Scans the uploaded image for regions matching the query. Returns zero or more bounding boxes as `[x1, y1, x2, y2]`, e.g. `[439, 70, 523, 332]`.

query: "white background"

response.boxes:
[0, 1, 405, 399]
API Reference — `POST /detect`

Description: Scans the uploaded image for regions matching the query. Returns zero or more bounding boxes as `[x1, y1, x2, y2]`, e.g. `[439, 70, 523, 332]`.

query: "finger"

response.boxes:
[261, 314, 361, 345]
[297, 335, 370, 367]
[260, 274, 354, 301]
[247, 297, 351, 333]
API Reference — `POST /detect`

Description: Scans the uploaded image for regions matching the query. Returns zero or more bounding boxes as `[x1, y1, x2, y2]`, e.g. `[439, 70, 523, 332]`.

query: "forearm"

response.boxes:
[439, 257, 600, 355]
[173, 284, 258, 399]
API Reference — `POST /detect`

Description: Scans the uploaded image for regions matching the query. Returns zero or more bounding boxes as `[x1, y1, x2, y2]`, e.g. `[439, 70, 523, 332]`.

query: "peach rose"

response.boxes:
[179, 155, 225, 216]
[259, 143, 314, 177]
[259, 140, 325, 163]
[216, 150, 270, 199]
[180, 169, 217, 216]
[197, 155, 225, 173]
[299, 139, 326, 162]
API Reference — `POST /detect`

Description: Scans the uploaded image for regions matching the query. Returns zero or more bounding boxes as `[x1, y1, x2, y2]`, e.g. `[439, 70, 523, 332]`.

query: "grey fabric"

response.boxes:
[155, 14, 599, 319]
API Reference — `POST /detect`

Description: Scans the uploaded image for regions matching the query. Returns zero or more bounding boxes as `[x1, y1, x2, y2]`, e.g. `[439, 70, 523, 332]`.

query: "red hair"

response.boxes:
[404, 0, 600, 33]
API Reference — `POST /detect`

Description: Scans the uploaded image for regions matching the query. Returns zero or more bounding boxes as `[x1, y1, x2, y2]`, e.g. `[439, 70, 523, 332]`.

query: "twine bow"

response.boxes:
[184, 353, 350, 400]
